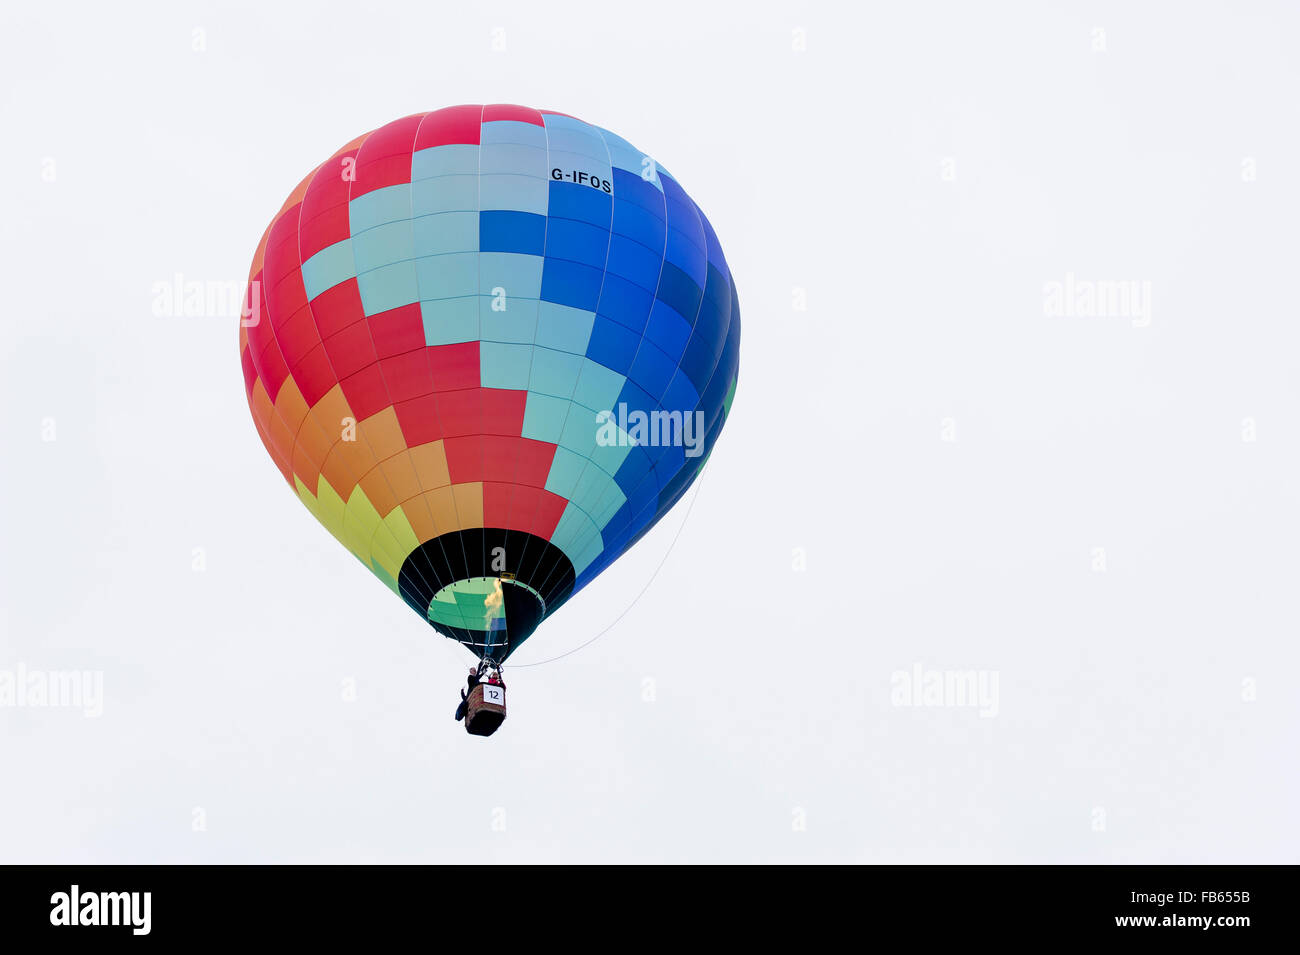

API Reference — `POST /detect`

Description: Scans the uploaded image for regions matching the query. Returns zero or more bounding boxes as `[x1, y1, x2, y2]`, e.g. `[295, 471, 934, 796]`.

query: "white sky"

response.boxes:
[1, 0, 1297, 863]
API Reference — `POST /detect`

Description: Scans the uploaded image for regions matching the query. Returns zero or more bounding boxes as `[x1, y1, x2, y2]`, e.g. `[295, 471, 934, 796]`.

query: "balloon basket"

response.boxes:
[465, 682, 506, 737]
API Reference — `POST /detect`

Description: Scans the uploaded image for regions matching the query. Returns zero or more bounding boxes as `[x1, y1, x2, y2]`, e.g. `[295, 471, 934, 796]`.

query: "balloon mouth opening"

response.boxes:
[427, 576, 546, 661]
[397, 528, 577, 660]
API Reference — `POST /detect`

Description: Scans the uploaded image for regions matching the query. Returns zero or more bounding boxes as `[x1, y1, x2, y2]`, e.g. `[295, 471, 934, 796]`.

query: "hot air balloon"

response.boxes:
[238, 105, 740, 733]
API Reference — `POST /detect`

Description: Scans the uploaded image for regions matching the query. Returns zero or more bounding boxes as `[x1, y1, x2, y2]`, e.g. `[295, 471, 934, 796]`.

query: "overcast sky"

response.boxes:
[1, 0, 1297, 863]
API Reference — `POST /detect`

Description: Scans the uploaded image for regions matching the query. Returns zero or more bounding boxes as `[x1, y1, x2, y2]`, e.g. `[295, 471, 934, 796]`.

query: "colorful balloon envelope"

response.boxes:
[239, 105, 740, 663]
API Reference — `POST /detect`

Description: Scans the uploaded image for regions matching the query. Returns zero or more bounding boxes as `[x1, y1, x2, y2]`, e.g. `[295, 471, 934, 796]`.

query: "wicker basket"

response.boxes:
[465, 683, 506, 736]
